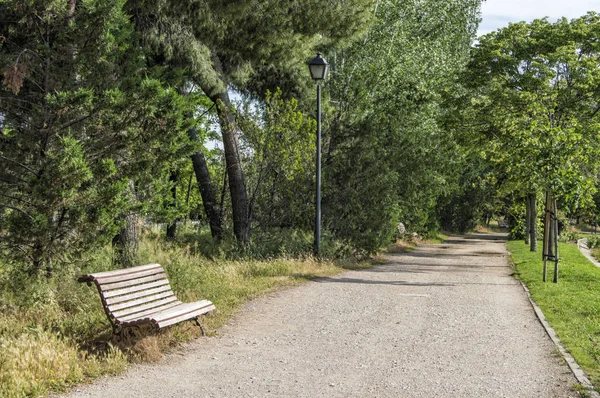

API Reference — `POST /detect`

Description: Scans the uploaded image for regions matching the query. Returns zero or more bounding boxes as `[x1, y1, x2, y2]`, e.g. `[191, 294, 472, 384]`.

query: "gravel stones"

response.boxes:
[57, 233, 579, 398]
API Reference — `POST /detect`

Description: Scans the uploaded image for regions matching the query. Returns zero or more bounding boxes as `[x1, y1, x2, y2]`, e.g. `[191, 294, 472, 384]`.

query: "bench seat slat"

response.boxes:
[121, 302, 201, 325]
[151, 300, 215, 322]
[103, 279, 170, 299]
[108, 291, 175, 312]
[127, 300, 214, 324]
[101, 273, 169, 291]
[111, 296, 179, 319]
[104, 285, 173, 305]
[117, 301, 183, 322]
[155, 305, 216, 329]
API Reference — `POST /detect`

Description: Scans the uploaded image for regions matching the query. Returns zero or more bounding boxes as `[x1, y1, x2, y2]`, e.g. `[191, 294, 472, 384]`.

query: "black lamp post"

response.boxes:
[308, 53, 329, 256]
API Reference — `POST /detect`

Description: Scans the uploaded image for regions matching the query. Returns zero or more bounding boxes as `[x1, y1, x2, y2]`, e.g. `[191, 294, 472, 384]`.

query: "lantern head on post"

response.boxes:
[308, 53, 329, 80]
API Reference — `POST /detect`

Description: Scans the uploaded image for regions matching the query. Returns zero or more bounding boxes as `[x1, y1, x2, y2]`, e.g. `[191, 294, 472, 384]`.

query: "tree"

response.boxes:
[124, 0, 372, 244]
[0, 0, 191, 272]
[238, 89, 316, 233]
[465, 13, 600, 250]
[322, 0, 482, 251]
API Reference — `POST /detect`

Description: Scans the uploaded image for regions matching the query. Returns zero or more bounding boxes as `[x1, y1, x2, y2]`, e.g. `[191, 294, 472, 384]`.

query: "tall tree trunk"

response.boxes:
[528, 193, 538, 252]
[113, 180, 139, 267]
[188, 126, 223, 240]
[524, 197, 530, 245]
[199, 51, 249, 245]
[211, 91, 248, 244]
[67, 0, 76, 16]
[166, 171, 177, 240]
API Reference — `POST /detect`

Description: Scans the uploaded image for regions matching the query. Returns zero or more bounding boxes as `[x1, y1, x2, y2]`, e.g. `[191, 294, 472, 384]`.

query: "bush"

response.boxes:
[586, 236, 600, 249]
[558, 230, 580, 243]
[179, 226, 354, 260]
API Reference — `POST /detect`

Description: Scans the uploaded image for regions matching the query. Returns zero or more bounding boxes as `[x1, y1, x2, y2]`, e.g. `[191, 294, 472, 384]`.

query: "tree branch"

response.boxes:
[0, 155, 38, 175]
[0, 192, 33, 206]
[0, 204, 34, 220]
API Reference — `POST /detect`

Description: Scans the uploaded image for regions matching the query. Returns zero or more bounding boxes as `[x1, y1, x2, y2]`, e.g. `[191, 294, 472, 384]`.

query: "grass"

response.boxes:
[386, 232, 449, 254]
[422, 232, 449, 244]
[508, 240, 600, 389]
[592, 248, 600, 263]
[0, 233, 360, 398]
[474, 222, 509, 234]
[386, 240, 416, 253]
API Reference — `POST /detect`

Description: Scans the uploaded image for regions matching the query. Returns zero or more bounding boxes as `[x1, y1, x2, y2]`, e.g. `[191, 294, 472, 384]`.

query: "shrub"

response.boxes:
[558, 230, 580, 243]
[586, 236, 600, 249]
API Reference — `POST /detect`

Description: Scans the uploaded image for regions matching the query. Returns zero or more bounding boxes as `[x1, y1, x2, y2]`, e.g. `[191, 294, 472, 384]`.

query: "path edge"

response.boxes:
[518, 280, 599, 397]
[576, 238, 600, 268]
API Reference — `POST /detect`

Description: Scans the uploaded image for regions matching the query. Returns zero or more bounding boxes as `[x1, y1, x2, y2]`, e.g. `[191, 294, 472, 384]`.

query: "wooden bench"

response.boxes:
[78, 263, 215, 335]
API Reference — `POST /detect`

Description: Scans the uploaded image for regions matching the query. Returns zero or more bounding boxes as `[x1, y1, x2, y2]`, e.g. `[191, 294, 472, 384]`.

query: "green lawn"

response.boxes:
[508, 241, 600, 388]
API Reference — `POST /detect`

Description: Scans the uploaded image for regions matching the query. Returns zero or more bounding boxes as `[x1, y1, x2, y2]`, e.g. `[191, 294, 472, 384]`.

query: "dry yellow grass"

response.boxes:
[0, 330, 128, 398]
[386, 240, 416, 253]
[0, 237, 351, 397]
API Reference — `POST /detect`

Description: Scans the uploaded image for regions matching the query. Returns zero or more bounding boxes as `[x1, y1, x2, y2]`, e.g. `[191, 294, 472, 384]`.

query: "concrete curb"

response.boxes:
[519, 281, 599, 397]
[577, 238, 600, 268]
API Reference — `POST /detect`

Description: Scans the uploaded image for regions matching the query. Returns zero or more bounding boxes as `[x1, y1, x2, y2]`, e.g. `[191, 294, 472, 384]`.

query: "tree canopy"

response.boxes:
[13, 1, 600, 270]
[463, 12, 600, 247]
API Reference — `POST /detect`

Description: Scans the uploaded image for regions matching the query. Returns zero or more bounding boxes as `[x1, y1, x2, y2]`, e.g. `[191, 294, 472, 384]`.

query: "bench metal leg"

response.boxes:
[194, 318, 206, 336]
[112, 323, 122, 336]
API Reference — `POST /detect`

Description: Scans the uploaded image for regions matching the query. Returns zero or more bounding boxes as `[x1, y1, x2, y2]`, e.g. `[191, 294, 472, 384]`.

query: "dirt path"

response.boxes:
[60, 233, 578, 397]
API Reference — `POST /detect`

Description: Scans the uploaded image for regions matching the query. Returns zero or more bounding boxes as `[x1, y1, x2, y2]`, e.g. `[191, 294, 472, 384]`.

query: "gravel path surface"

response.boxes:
[60, 233, 578, 397]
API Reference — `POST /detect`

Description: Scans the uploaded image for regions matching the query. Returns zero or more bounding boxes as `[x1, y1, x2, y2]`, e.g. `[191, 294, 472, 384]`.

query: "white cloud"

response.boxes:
[478, 0, 599, 36]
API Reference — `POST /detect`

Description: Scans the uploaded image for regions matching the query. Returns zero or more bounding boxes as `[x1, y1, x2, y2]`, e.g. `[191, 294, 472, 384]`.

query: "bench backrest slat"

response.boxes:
[101, 272, 168, 291]
[82, 263, 163, 279]
[108, 291, 175, 312]
[94, 267, 164, 285]
[103, 278, 170, 299]
[104, 284, 173, 306]
[118, 301, 182, 322]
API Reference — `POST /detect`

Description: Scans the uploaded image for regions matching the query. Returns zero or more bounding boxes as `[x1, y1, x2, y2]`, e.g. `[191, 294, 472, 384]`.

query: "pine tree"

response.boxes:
[0, 0, 191, 272]
[124, 0, 372, 244]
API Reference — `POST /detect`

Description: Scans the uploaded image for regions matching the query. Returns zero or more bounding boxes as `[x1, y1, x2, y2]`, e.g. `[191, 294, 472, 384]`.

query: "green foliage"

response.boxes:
[438, 190, 482, 234]
[558, 230, 581, 243]
[585, 236, 600, 249]
[239, 89, 316, 232]
[465, 13, 600, 211]
[0, 0, 193, 273]
[1, 0, 484, 263]
[508, 203, 527, 240]
[127, 0, 373, 97]
[437, 158, 504, 233]
[322, 0, 481, 251]
[121, 0, 374, 245]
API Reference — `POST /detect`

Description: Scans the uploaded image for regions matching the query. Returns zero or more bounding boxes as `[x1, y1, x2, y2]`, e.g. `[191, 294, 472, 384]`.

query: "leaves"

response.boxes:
[0, 0, 192, 272]
[464, 12, 600, 211]
[321, 0, 482, 249]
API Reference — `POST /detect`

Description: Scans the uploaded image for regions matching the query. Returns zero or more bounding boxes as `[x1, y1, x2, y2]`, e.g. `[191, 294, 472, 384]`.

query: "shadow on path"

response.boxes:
[313, 276, 520, 287]
[390, 252, 506, 259]
[312, 276, 454, 287]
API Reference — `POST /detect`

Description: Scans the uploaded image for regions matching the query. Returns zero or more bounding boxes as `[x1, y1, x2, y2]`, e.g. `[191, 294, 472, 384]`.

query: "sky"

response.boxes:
[478, 0, 600, 37]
